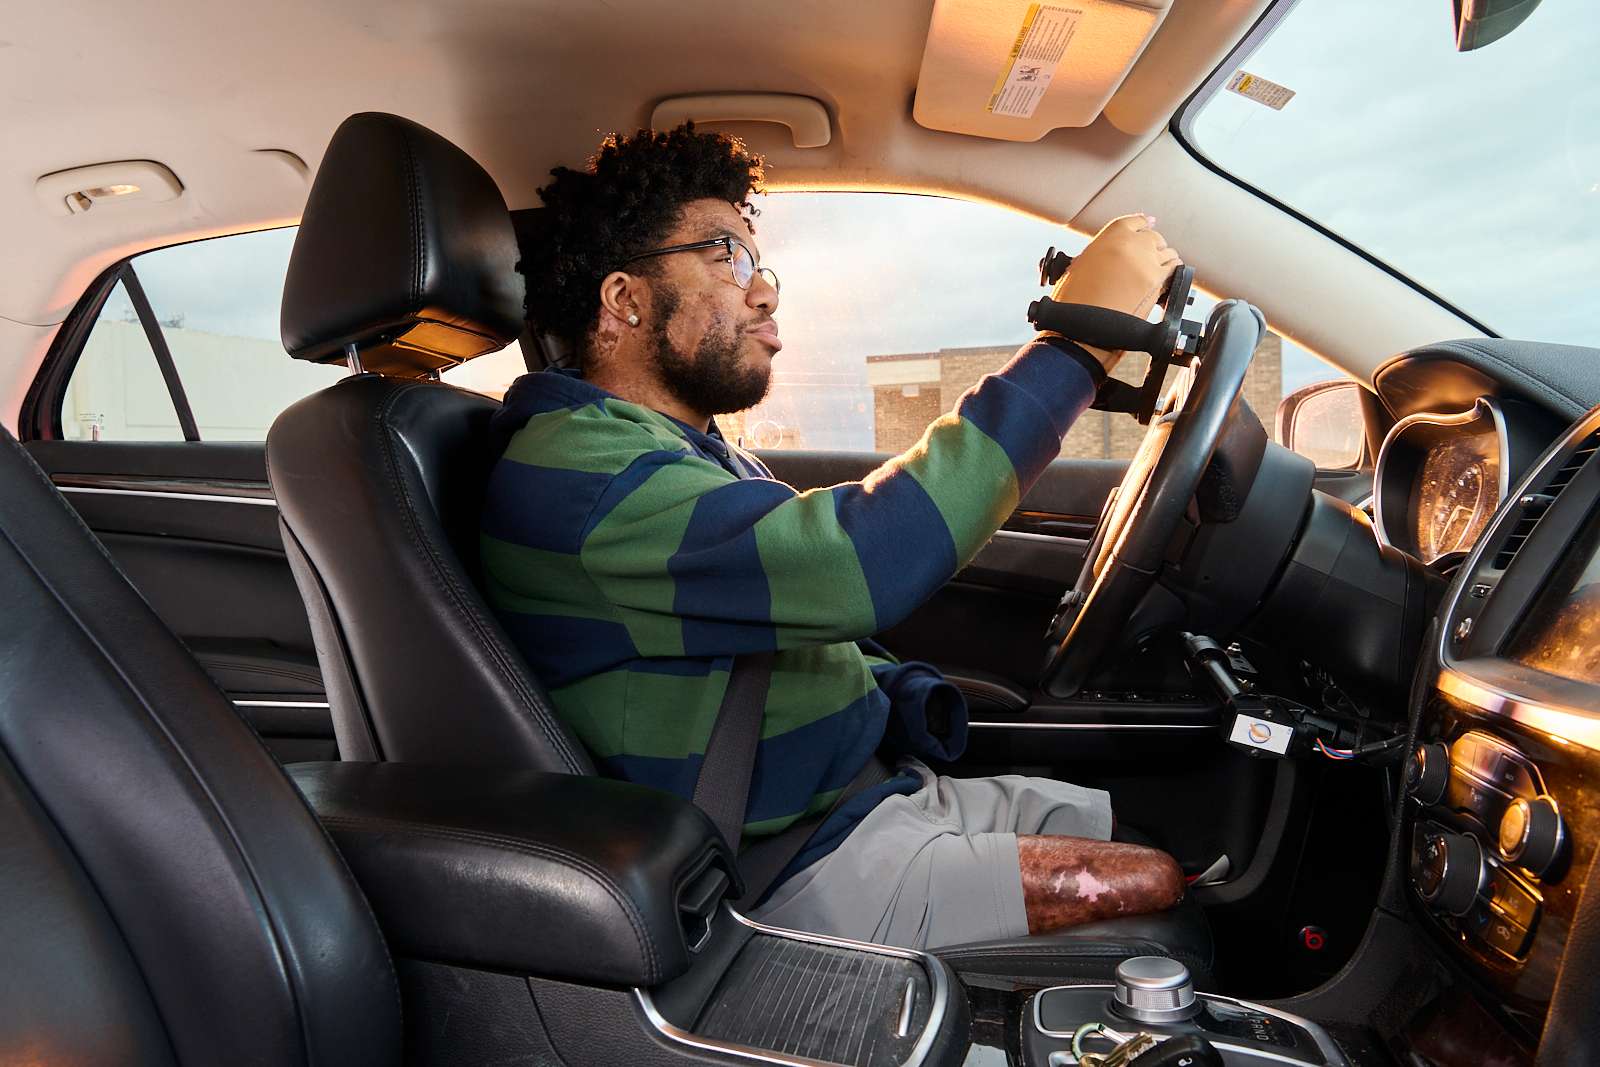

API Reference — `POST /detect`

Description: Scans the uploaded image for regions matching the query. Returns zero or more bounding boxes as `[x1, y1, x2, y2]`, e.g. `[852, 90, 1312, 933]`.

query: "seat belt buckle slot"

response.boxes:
[678, 865, 731, 953]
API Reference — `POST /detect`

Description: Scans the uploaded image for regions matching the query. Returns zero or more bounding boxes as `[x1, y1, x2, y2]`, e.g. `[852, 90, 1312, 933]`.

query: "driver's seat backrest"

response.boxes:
[0, 421, 400, 1064]
[269, 111, 592, 774]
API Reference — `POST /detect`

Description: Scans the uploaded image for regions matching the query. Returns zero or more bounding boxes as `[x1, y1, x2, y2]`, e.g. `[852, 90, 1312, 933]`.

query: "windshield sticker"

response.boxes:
[1225, 70, 1296, 111]
[987, 4, 1082, 119]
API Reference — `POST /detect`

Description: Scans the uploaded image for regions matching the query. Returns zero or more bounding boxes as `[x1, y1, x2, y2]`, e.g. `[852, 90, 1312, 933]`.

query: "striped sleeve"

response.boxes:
[568, 337, 1101, 655]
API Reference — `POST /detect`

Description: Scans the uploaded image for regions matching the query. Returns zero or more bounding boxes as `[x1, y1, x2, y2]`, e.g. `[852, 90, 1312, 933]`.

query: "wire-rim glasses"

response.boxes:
[622, 236, 779, 294]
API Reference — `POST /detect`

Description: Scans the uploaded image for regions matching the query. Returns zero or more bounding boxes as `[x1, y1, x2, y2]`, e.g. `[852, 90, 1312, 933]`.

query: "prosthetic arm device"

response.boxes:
[1028, 247, 1205, 425]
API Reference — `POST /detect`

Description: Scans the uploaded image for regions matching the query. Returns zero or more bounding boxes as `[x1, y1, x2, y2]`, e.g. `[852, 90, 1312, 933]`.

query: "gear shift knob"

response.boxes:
[1112, 956, 1200, 1023]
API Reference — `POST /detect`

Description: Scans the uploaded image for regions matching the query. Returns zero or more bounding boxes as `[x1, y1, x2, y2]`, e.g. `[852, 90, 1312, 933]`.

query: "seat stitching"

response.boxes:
[400, 128, 423, 307]
[321, 813, 659, 980]
[370, 383, 587, 773]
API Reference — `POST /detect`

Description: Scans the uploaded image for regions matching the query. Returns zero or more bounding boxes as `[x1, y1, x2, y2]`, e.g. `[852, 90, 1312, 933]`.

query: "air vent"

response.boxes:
[1493, 430, 1600, 569]
[1548, 435, 1599, 494]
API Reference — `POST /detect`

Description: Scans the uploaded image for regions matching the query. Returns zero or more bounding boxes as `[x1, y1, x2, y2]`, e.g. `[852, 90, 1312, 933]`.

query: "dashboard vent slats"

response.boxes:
[1492, 430, 1600, 570]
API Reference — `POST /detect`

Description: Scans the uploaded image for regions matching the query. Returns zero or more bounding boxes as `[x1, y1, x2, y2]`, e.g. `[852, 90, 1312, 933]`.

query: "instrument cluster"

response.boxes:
[1376, 397, 1520, 567]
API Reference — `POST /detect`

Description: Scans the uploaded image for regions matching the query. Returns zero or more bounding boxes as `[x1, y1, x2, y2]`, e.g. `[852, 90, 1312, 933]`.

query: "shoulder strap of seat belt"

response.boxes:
[691, 650, 776, 854]
[732, 754, 892, 908]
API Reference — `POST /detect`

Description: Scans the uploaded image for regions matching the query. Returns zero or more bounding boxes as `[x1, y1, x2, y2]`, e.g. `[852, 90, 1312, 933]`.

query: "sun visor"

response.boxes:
[913, 0, 1174, 142]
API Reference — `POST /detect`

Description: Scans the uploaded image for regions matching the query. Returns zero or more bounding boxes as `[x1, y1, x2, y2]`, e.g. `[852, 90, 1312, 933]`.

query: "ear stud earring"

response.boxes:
[626, 313, 640, 326]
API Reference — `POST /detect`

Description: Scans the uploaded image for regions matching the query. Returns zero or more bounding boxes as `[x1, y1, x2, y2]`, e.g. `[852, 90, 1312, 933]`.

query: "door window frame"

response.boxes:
[21, 257, 205, 442]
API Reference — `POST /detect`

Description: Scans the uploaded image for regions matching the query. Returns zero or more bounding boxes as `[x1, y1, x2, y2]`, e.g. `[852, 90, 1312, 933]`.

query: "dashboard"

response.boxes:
[1400, 397, 1600, 1058]
[1357, 341, 1600, 1060]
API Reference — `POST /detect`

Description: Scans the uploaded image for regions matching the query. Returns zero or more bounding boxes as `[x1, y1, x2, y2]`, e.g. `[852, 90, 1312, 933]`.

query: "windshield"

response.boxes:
[1187, 0, 1597, 346]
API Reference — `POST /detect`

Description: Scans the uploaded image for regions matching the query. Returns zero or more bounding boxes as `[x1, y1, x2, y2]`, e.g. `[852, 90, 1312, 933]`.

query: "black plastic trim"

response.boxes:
[18, 258, 125, 441]
[1168, 0, 1499, 339]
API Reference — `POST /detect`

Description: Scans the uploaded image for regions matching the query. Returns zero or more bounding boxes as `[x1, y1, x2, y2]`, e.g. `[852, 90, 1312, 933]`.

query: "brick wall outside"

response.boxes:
[867, 332, 1285, 460]
[872, 383, 943, 453]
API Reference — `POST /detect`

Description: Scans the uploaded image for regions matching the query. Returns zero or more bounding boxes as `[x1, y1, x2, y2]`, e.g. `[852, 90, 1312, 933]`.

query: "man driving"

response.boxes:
[482, 124, 1184, 950]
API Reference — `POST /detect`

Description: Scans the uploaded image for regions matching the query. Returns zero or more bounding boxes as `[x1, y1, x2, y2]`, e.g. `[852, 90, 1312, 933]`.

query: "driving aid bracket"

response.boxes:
[1180, 632, 1337, 760]
[1026, 260, 1204, 425]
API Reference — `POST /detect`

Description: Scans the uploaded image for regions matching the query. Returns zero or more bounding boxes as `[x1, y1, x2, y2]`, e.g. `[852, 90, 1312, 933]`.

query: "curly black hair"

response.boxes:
[517, 123, 765, 359]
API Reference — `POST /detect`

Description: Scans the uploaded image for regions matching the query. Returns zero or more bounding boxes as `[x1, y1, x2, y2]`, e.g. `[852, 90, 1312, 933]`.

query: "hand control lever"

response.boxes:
[1027, 253, 1203, 425]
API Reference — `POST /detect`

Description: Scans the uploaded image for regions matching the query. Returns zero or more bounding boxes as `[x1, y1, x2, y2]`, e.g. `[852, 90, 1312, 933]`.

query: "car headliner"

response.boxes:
[0, 0, 1480, 427]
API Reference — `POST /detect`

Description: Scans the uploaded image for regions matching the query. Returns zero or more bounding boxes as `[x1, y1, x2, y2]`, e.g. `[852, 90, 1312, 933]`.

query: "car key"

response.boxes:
[1079, 1031, 1160, 1066]
[1124, 1033, 1225, 1066]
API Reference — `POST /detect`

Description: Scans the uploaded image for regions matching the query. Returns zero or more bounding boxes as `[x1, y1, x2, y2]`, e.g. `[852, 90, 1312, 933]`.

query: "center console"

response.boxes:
[1019, 958, 1348, 1066]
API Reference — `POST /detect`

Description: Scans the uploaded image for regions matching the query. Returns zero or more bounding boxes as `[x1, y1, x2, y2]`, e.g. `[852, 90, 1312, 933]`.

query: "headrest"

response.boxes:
[281, 112, 525, 378]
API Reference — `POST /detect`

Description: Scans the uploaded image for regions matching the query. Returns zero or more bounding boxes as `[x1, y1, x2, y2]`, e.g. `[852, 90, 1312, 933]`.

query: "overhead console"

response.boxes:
[1404, 400, 1600, 1052]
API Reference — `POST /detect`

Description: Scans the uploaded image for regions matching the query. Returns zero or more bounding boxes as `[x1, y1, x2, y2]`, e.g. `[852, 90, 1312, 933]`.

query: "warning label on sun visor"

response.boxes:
[987, 4, 1082, 119]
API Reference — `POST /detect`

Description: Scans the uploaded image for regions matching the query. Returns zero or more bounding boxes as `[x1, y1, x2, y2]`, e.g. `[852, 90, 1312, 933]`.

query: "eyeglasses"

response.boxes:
[622, 236, 779, 294]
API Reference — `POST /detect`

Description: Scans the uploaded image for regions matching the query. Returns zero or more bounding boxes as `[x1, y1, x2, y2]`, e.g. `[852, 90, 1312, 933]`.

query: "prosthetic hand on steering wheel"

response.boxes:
[1032, 217, 1279, 698]
[1039, 214, 1182, 376]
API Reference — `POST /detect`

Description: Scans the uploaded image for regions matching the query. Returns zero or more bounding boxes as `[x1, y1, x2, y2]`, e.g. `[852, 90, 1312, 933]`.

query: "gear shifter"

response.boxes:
[1028, 954, 1351, 1064]
[1112, 957, 1201, 1024]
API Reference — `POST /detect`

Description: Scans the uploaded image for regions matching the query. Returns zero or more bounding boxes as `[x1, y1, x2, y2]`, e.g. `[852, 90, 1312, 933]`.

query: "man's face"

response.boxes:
[639, 198, 781, 417]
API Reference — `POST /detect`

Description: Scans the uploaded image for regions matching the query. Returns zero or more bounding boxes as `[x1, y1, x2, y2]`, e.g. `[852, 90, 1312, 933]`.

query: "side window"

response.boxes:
[725, 191, 1353, 463]
[61, 229, 345, 441]
[56, 227, 531, 441]
[66, 278, 186, 441]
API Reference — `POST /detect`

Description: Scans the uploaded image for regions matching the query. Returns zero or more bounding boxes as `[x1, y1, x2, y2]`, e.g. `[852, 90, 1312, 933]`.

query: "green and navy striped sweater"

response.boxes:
[481, 335, 1104, 865]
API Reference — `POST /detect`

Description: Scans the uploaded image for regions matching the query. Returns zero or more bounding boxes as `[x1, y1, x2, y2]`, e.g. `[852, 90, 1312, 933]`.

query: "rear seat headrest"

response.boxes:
[280, 112, 525, 378]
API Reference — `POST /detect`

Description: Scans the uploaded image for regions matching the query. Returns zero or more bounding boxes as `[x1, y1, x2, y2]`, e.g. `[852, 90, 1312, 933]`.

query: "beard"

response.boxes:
[646, 283, 772, 417]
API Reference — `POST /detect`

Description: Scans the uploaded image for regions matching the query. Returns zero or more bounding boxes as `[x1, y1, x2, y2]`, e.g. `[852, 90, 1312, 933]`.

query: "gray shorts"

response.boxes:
[751, 759, 1113, 951]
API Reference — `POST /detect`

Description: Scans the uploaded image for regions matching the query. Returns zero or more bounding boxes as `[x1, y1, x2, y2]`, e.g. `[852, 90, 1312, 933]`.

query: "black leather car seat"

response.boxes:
[267, 111, 1211, 979]
[0, 424, 400, 1064]
[271, 112, 590, 774]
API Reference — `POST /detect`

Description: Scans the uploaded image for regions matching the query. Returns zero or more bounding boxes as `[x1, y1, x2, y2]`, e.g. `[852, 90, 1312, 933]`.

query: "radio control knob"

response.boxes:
[1407, 743, 1450, 805]
[1499, 796, 1563, 876]
[1416, 830, 1484, 917]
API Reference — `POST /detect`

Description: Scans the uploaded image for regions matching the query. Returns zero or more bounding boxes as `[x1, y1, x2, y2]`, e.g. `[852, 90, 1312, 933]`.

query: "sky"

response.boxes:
[99, 0, 1595, 449]
[1190, 0, 1597, 345]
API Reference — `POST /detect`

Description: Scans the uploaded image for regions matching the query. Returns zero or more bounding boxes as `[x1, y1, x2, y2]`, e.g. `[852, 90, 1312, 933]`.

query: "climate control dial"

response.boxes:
[1408, 743, 1451, 805]
[1416, 829, 1485, 916]
[1499, 796, 1564, 877]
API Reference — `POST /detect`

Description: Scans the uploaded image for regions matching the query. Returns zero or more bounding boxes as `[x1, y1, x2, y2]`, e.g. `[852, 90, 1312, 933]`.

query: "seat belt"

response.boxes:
[691, 651, 890, 904]
[732, 755, 891, 908]
[691, 651, 776, 853]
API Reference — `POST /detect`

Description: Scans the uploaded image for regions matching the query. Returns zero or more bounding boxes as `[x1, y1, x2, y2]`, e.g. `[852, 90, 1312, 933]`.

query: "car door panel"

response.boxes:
[25, 440, 334, 761]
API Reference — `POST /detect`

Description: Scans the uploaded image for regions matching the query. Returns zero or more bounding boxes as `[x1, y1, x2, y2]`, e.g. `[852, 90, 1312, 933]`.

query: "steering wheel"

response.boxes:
[1040, 300, 1265, 697]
